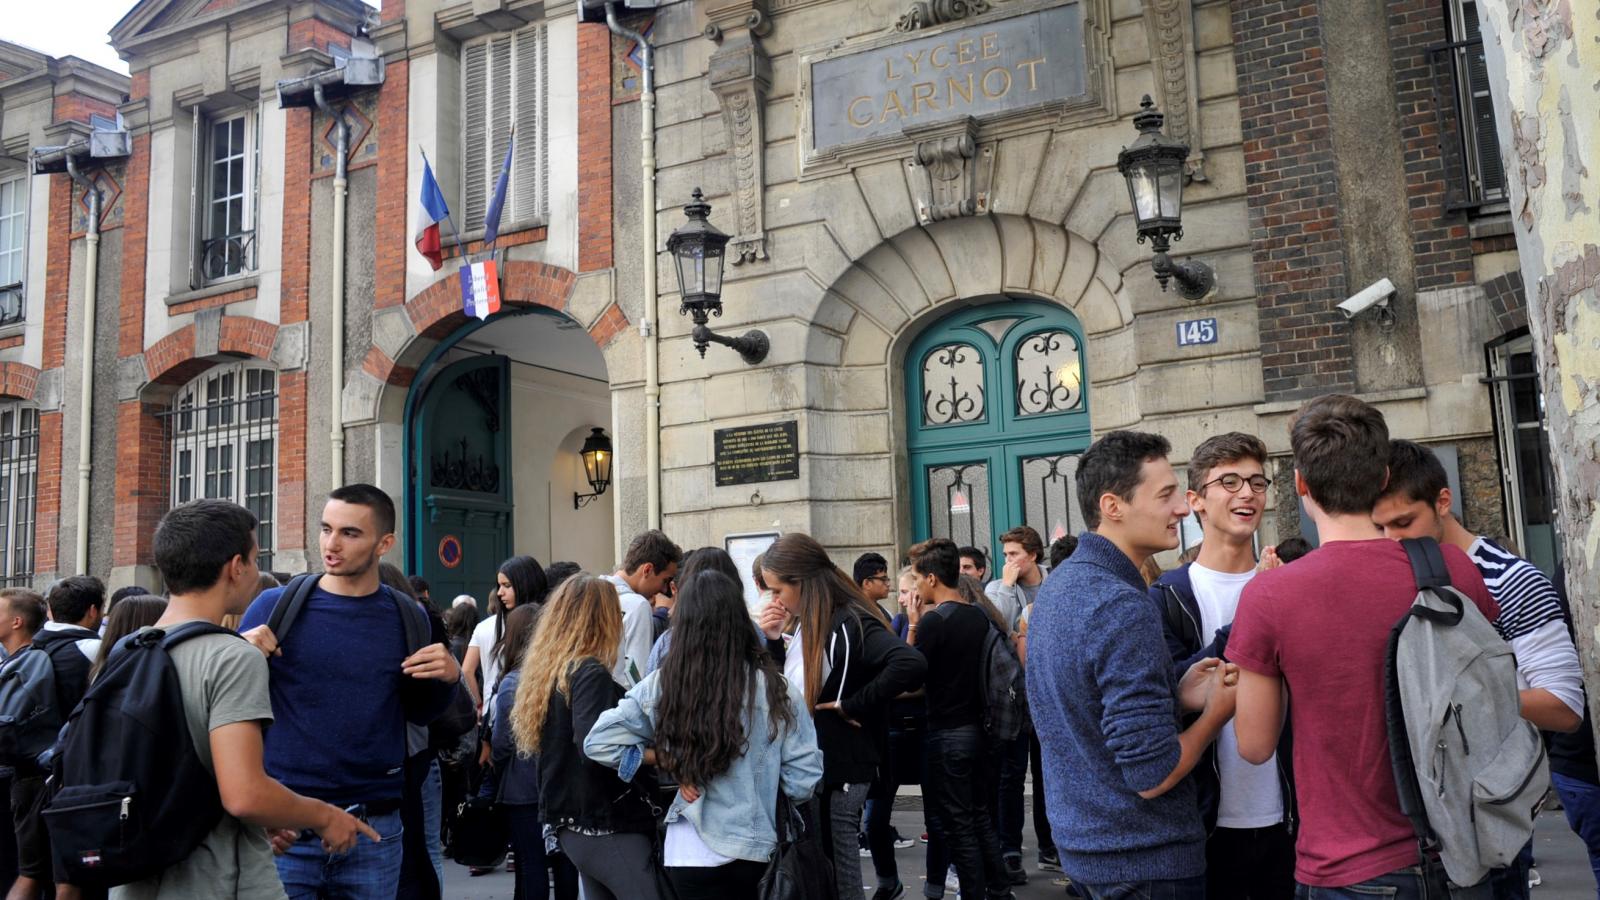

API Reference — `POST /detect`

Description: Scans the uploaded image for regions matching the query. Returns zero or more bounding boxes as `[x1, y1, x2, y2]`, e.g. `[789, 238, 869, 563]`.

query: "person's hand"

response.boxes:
[905, 591, 926, 626]
[1178, 657, 1221, 714]
[1256, 547, 1282, 573]
[402, 643, 462, 682]
[478, 740, 491, 768]
[815, 701, 862, 728]
[1203, 664, 1238, 723]
[266, 828, 298, 855]
[242, 625, 281, 659]
[678, 784, 701, 805]
[758, 599, 786, 641]
[317, 805, 380, 855]
[1002, 560, 1021, 587]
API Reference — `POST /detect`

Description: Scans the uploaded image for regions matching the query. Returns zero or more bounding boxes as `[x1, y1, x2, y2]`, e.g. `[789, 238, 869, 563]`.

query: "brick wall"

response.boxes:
[111, 400, 166, 568]
[1386, 0, 1474, 290]
[116, 134, 150, 358]
[34, 412, 61, 577]
[42, 175, 70, 371]
[1233, 0, 1355, 400]
[51, 94, 117, 127]
[279, 101, 312, 560]
[577, 23, 613, 273]
[375, 60, 409, 309]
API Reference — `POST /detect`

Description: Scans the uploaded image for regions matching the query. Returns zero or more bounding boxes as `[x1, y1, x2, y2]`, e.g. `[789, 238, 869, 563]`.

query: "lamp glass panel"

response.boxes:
[675, 245, 706, 296]
[1127, 167, 1161, 224]
[583, 449, 600, 484]
[702, 245, 725, 298]
[1158, 164, 1184, 219]
[593, 449, 611, 485]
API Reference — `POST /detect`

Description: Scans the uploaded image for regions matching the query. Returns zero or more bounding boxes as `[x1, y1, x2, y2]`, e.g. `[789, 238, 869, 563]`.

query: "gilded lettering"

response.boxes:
[981, 32, 1000, 60]
[885, 57, 902, 81]
[1015, 56, 1045, 92]
[848, 96, 874, 127]
[879, 89, 909, 123]
[904, 49, 925, 75]
[957, 39, 976, 65]
[946, 72, 974, 105]
[911, 81, 938, 115]
[981, 65, 1012, 99]
[930, 44, 951, 69]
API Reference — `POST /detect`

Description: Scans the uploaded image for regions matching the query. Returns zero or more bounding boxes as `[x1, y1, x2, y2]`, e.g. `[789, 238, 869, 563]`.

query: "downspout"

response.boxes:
[313, 83, 350, 485]
[64, 156, 100, 575]
[605, 3, 660, 529]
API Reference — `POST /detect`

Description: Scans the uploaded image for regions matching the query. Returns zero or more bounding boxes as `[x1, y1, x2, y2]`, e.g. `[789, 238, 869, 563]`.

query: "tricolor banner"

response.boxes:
[460, 259, 502, 320]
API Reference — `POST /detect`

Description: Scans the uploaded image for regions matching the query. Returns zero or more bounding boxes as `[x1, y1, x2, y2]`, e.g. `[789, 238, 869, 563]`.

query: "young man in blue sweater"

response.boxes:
[1027, 431, 1236, 898]
[240, 484, 460, 900]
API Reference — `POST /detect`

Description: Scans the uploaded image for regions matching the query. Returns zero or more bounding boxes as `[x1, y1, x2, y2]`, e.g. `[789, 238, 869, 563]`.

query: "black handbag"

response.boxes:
[448, 788, 508, 868]
[758, 794, 834, 900]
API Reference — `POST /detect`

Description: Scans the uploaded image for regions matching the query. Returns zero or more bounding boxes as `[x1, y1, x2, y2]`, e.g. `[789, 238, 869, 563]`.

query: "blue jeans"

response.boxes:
[1294, 866, 1435, 900]
[278, 808, 405, 900]
[1554, 771, 1600, 898]
[422, 760, 444, 887]
[991, 734, 1028, 859]
[1075, 873, 1206, 899]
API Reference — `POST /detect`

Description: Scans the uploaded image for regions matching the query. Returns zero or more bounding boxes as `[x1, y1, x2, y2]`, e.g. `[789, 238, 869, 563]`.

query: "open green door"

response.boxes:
[411, 354, 513, 611]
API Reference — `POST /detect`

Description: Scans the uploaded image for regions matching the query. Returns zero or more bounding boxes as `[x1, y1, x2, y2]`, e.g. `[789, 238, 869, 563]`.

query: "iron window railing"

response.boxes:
[1429, 36, 1508, 211]
[0, 284, 22, 328]
[200, 231, 256, 283]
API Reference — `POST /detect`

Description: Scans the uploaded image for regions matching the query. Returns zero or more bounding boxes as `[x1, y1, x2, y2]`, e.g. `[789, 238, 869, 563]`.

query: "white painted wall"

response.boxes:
[250, 99, 286, 326]
[142, 125, 176, 349]
[543, 15, 579, 273]
[22, 171, 48, 370]
[404, 51, 442, 303]
[509, 361, 614, 572]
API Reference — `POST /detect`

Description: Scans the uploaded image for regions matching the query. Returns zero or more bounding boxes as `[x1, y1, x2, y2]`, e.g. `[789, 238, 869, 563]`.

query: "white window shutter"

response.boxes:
[463, 41, 490, 227]
[513, 25, 547, 223]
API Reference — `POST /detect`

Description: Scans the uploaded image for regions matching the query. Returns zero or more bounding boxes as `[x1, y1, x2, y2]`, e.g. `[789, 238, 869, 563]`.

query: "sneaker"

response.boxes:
[871, 883, 906, 900]
[505, 850, 515, 873]
[1038, 847, 1061, 872]
[920, 832, 930, 843]
[945, 869, 961, 892]
[860, 845, 875, 858]
[1529, 867, 1542, 889]
[1004, 855, 1028, 885]
[468, 865, 497, 877]
[893, 836, 915, 850]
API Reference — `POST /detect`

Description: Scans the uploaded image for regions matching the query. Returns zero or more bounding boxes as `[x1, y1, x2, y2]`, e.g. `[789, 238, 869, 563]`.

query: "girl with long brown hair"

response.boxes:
[756, 533, 927, 900]
[510, 574, 662, 900]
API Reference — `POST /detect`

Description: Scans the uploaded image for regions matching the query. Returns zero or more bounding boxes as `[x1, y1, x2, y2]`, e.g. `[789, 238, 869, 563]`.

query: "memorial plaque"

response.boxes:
[715, 421, 801, 487]
[809, 4, 1086, 155]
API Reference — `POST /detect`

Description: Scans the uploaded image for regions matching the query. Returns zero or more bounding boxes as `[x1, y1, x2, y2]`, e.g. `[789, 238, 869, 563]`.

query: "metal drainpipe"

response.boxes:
[605, 3, 660, 529]
[313, 84, 350, 485]
[64, 156, 100, 575]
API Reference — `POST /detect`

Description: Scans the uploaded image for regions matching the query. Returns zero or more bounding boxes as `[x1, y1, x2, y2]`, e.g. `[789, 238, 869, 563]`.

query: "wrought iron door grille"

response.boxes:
[158, 372, 277, 569]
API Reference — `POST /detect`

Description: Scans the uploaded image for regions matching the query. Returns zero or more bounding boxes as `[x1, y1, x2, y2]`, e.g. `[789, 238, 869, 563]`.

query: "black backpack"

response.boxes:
[43, 622, 239, 888]
[0, 647, 59, 769]
[267, 574, 430, 660]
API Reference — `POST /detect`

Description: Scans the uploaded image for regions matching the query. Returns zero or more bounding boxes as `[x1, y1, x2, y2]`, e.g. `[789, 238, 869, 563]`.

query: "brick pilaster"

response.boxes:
[42, 175, 70, 372]
[282, 107, 312, 325]
[33, 412, 61, 577]
[375, 60, 409, 308]
[277, 371, 307, 553]
[111, 400, 166, 568]
[577, 23, 613, 273]
[115, 134, 150, 358]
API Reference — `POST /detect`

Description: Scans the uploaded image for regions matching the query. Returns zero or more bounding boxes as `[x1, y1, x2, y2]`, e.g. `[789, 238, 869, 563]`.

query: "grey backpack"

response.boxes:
[1384, 538, 1548, 888]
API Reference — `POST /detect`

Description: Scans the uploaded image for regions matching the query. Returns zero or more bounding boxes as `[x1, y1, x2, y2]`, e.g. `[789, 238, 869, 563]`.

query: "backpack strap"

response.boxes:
[384, 586, 430, 656]
[266, 574, 321, 643]
[1401, 537, 1464, 626]
[157, 621, 241, 650]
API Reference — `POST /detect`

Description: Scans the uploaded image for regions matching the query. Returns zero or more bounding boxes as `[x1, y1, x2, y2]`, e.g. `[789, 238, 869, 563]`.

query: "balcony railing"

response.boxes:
[200, 231, 257, 283]
[1428, 37, 1508, 212]
[0, 284, 23, 328]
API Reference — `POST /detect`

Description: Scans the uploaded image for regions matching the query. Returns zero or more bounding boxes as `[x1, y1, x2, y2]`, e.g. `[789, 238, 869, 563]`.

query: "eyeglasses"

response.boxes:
[1198, 473, 1272, 495]
[862, 575, 890, 584]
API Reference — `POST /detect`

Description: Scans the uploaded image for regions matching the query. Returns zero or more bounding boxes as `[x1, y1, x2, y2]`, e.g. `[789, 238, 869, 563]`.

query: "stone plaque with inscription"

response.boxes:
[715, 421, 801, 487]
[808, 4, 1085, 156]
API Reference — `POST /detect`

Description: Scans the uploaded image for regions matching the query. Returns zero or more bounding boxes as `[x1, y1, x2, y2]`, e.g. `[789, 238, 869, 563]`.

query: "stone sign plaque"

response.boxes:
[809, 4, 1086, 155]
[715, 421, 801, 487]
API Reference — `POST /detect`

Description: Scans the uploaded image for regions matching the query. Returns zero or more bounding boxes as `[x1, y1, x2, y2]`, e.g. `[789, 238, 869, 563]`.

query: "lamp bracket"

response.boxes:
[1151, 250, 1216, 302]
[692, 323, 770, 365]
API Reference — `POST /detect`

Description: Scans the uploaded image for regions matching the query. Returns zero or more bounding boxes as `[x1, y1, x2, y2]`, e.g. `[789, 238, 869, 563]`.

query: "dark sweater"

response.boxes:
[1026, 533, 1206, 884]
[916, 601, 988, 731]
[536, 657, 656, 834]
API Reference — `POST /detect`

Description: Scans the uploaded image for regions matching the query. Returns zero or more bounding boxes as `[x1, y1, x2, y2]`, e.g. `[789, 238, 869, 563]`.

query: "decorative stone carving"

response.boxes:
[895, 0, 993, 32]
[1142, 0, 1206, 181]
[905, 117, 994, 224]
[705, 1, 772, 264]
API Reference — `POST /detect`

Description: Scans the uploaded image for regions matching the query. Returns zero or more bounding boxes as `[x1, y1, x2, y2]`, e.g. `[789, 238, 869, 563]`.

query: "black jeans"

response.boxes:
[924, 725, 1009, 899]
[865, 791, 900, 888]
[667, 859, 768, 899]
[1206, 822, 1295, 899]
[1029, 732, 1054, 855]
[507, 805, 578, 900]
[992, 733, 1028, 858]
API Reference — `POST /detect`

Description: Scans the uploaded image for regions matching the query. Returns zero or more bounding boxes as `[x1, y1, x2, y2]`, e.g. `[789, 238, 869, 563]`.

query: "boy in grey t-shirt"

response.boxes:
[113, 499, 374, 899]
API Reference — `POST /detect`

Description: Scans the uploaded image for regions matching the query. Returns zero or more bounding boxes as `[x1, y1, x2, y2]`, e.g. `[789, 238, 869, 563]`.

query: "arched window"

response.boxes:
[162, 363, 277, 567]
[0, 404, 39, 586]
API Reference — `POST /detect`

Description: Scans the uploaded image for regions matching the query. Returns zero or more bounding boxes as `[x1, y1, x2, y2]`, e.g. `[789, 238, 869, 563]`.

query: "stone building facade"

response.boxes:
[0, 0, 1556, 597]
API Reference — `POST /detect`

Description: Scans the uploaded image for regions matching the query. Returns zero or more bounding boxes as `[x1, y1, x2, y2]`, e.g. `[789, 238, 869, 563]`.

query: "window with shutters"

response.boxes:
[0, 173, 26, 327]
[461, 24, 549, 234]
[1430, 0, 1507, 211]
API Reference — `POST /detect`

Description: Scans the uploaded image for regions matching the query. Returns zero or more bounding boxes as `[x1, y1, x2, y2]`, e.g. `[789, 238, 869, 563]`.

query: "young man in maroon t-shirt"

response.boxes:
[1228, 394, 1497, 896]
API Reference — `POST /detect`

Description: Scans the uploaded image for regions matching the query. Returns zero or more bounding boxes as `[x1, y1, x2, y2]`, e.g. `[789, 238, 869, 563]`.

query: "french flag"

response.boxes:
[415, 156, 450, 271]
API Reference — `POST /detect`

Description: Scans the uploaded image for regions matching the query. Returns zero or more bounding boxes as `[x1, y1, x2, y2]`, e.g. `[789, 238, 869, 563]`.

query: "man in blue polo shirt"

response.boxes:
[240, 484, 460, 900]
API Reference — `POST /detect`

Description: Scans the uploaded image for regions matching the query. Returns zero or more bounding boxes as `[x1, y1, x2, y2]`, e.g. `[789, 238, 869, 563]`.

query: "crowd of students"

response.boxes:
[0, 389, 1592, 900]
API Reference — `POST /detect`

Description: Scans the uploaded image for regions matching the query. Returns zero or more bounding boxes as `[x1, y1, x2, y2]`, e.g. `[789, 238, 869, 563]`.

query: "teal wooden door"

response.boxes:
[411, 355, 513, 610]
[907, 301, 1091, 561]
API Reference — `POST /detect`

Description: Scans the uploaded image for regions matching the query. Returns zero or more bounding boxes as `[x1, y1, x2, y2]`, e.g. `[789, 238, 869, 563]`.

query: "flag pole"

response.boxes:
[420, 145, 469, 266]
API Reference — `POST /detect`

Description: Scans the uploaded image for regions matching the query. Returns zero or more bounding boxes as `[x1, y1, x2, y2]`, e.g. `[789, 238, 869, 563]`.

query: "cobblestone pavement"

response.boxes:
[444, 808, 1596, 899]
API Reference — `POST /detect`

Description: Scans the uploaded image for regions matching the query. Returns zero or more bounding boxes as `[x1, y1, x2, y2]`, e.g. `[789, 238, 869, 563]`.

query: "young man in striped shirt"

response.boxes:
[1372, 438, 1585, 896]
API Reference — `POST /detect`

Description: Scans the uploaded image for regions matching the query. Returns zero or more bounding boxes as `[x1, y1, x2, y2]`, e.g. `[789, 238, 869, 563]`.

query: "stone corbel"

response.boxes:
[1142, 0, 1207, 181]
[894, 0, 995, 33]
[905, 117, 994, 224]
[705, 1, 772, 265]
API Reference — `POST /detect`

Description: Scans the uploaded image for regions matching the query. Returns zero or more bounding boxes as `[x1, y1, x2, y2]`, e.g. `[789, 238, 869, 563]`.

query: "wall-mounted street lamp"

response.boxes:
[1117, 96, 1216, 301]
[573, 427, 614, 509]
[667, 188, 770, 364]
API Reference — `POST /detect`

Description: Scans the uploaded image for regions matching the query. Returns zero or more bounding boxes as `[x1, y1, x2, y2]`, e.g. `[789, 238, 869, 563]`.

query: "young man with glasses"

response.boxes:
[1150, 432, 1296, 899]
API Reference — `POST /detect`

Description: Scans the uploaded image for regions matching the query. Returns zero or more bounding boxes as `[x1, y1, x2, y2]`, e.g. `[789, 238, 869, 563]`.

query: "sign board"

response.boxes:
[808, 4, 1086, 156]
[714, 421, 801, 487]
[1176, 318, 1218, 347]
[725, 531, 780, 618]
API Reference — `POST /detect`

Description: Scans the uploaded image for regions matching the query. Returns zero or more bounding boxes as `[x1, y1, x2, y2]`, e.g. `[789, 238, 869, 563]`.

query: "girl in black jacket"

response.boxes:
[511, 574, 663, 900]
[758, 533, 928, 900]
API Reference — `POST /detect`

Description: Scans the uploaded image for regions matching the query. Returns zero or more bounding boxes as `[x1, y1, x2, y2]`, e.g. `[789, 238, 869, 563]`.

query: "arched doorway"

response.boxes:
[906, 299, 1090, 561]
[404, 307, 613, 608]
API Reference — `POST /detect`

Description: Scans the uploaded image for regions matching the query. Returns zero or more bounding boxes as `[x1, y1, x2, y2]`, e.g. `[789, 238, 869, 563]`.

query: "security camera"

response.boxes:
[1337, 278, 1397, 319]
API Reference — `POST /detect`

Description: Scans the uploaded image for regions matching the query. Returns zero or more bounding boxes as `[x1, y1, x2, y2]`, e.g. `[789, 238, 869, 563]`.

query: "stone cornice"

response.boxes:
[113, 0, 371, 60]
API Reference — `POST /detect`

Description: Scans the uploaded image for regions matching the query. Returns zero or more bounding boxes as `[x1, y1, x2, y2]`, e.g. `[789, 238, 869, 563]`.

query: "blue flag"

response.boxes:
[483, 129, 515, 245]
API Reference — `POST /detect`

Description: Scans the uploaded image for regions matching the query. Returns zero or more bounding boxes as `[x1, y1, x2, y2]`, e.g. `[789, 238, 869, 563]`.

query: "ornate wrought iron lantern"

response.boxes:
[573, 427, 613, 509]
[1117, 96, 1216, 301]
[667, 188, 769, 364]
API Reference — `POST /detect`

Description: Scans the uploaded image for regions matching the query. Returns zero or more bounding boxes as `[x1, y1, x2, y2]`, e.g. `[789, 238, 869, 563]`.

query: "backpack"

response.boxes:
[0, 646, 60, 769]
[43, 622, 239, 888]
[979, 619, 1026, 742]
[33, 626, 100, 721]
[1385, 537, 1549, 888]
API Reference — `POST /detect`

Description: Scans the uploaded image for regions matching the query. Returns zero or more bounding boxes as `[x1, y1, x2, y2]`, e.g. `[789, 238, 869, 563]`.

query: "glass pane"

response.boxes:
[1516, 428, 1552, 526]
[926, 461, 990, 550]
[921, 343, 986, 426]
[1020, 453, 1080, 544]
[1014, 330, 1084, 417]
[1158, 166, 1184, 218]
[1128, 169, 1160, 221]
[1510, 353, 1539, 424]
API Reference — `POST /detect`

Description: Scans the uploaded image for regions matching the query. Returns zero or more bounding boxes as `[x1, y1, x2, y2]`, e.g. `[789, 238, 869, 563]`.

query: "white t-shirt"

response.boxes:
[469, 615, 503, 695]
[602, 575, 655, 688]
[1189, 562, 1284, 829]
[664, 818, 735, 868]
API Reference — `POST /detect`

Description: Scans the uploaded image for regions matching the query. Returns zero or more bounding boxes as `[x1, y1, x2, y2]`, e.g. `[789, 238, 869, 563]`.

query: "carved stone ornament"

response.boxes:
[905, 117, 995, 224]
[1142, 0, 1207, 181]
[705, 1, 772, 264]
[895, 0, 993, 32]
